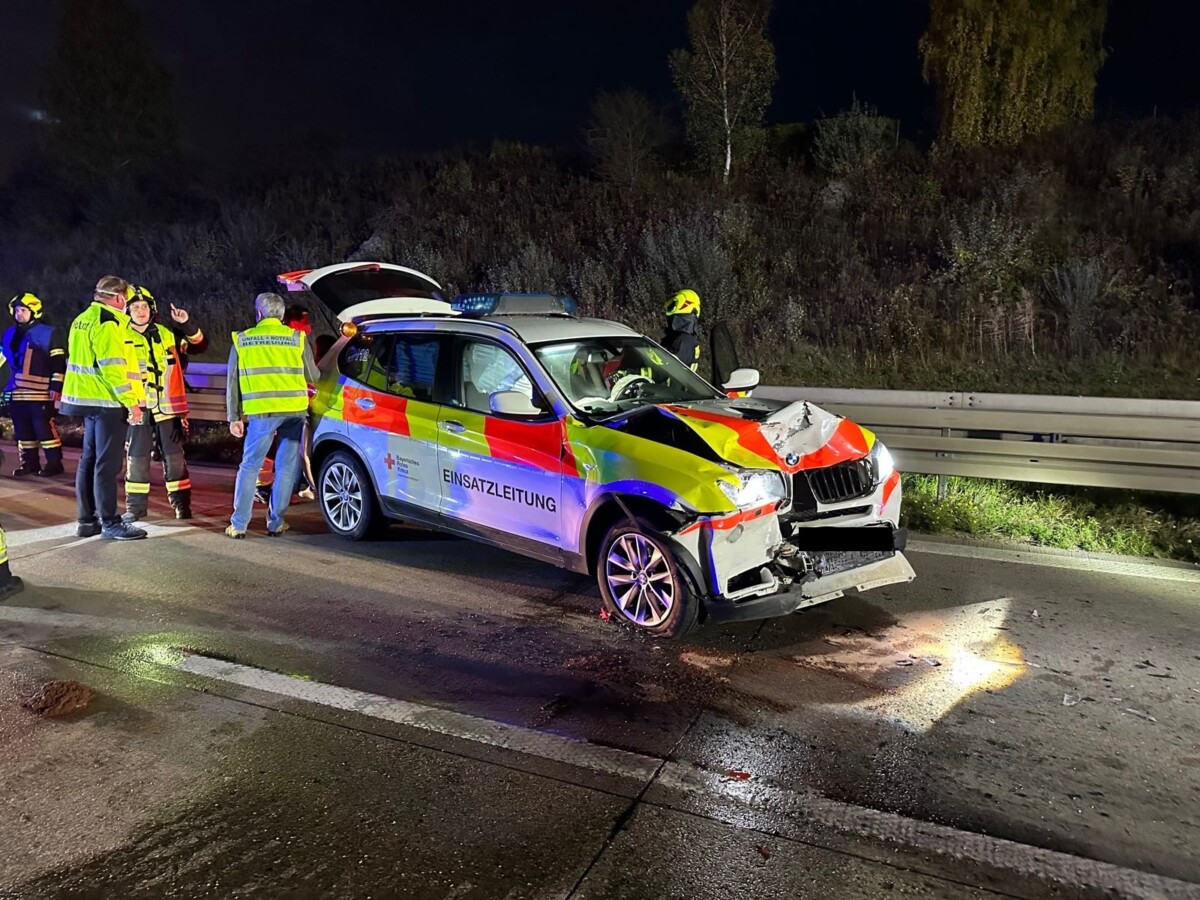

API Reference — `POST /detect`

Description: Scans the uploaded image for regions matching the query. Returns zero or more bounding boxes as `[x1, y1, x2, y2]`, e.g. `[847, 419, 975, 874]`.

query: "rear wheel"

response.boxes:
[596, 519, 699, 639]
[318, 450, 386, 541]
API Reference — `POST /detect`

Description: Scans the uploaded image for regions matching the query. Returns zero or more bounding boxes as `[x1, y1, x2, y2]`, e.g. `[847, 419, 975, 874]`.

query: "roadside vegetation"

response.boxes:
[902, 475, 1200, 563]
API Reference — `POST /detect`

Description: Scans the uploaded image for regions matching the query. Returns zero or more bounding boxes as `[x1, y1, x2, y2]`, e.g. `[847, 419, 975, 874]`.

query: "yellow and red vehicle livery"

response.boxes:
[308, 305, 912, 628]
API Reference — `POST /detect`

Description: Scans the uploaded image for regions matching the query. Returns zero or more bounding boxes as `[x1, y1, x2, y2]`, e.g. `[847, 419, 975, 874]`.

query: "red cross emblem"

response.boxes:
[385, 453, 396, 470]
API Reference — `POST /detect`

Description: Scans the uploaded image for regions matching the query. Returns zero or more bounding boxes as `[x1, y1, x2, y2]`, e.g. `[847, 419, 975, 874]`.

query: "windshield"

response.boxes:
[533, 336, 719, 416]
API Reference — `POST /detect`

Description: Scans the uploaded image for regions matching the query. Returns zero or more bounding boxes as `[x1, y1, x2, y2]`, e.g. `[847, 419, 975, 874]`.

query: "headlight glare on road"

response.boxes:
[718, 469, 787, 509]
[870, 441, 895, 485]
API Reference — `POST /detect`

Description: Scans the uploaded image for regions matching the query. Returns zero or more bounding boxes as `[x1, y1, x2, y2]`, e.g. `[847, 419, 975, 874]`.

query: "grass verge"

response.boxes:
[901, 474, 1200, 564]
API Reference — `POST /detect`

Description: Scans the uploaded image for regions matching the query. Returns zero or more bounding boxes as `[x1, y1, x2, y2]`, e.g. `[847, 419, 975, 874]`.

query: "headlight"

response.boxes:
[718, 469, 787, 509]
[869, 441, 895, 485]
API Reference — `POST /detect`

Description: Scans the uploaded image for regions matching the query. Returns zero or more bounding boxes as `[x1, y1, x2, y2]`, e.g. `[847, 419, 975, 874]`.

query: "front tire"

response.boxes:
[318, 450, 386, 541]
[596, 519, 699, 639]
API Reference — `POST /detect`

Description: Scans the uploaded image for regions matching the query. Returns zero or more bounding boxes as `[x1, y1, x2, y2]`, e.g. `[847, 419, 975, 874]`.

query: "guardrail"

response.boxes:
[183, 363, 1200, 495]
[757, 387, 1200, 495]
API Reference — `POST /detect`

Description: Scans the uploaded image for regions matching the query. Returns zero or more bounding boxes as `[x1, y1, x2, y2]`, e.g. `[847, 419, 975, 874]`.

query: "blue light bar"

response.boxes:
[450, 292, 579, 317]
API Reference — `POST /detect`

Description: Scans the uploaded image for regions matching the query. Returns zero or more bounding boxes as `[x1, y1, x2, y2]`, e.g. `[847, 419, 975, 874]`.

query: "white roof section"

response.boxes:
[491, 316, 640, 343]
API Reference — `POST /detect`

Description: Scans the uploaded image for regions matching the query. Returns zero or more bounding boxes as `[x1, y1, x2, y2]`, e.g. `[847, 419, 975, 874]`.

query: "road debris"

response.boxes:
[922, 657, 942, 667]
[895, 659, 914, 667]
[725, 769, 753, 781]
[1124, 708, 1157, 723]
[1031, 610, 1040, 619]
[21, 680, 96, 717]
[755, 845, 771, 861]
[599, 608, 611, 622]
[680, 651, 736, 672]
[1063, 693, 1080, 707]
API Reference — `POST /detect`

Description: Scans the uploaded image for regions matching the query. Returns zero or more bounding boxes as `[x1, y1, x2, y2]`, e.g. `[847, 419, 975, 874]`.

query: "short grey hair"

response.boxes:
[255, 292, 286, 320]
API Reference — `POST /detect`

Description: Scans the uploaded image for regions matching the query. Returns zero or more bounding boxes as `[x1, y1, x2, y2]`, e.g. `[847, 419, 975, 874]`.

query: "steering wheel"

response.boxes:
[609, 373, 653, 402]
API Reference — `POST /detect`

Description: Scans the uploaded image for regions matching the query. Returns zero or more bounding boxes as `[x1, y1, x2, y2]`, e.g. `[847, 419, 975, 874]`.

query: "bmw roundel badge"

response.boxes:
[785, 451, 800, 466]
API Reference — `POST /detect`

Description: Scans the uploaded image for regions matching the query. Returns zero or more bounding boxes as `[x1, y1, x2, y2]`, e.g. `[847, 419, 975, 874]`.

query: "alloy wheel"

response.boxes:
[605, 532, 675, 628]
[322, 461, 364, 533]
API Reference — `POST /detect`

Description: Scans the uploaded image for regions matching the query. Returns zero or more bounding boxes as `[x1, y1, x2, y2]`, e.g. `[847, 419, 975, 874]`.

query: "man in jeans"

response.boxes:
[225, 292, 318, 538]
[60, 276, 148, 540]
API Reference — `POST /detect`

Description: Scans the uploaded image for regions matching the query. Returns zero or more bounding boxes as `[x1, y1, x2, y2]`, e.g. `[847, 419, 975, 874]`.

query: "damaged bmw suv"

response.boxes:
[284, 262, 914, 638]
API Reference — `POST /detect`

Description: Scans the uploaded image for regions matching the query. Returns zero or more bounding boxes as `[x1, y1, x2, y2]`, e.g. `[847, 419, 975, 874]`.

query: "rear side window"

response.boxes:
[338, 334, 382, 384]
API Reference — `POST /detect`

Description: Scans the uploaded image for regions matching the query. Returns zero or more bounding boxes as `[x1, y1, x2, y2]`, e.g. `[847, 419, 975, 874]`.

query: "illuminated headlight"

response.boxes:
[869, 441, 895, 485]
[718, 469, 787, 509]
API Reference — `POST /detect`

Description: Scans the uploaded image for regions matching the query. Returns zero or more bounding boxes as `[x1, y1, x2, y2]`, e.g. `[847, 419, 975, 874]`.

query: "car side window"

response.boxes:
[381, 334, 442, 402]
[457, 339, 537, 413]
[338, 334, 385, 385]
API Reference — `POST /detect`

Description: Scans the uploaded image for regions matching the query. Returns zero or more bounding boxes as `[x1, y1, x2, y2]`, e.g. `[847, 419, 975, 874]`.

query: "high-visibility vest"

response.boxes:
[131, 322, 201, 417]
[233, 318, 308, 416]
[61, 302, 145, 412]
[1, 322, 66, 401]
[0, 523, 8, 570]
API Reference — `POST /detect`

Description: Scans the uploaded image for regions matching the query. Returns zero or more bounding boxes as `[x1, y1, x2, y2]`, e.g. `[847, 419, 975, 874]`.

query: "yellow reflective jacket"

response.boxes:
[61, 302, 146, 414]
[231, 318, 309, 417]
[131, 320, 206, 418]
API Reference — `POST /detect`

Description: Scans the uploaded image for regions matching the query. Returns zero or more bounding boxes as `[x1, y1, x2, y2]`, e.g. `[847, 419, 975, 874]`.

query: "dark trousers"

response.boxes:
[76, 408, 129, 527]
[125, 413, 189, 513]
[11, 400, 63, 470]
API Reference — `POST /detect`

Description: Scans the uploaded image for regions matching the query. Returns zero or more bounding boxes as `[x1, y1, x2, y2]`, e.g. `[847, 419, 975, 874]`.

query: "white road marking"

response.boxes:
[173, 652, 1199, 899]
[909, 538, 1200, 584]
[174, 653, 660, 783]
[3, 519, 230, 553]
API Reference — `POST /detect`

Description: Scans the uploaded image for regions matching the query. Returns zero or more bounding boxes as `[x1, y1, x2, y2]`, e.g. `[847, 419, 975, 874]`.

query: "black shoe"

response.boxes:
[173, 504, 192, 520]
[122, 510, 146, 524]
[12, 465, 40, 478]
[0, 576, 24, 602]
[101, 522, 148, 541]
[77, 520, 102, 537]
[36, 461, 65, 477]
[254, 487, 271, 505]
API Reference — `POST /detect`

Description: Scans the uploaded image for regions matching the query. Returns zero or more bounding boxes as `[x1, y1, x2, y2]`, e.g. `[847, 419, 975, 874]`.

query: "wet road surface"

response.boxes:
[1, 453, 1198, 898]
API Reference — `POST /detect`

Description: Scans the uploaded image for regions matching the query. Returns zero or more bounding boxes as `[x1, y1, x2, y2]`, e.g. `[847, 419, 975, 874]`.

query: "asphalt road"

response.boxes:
[1, 449, 1198, 899]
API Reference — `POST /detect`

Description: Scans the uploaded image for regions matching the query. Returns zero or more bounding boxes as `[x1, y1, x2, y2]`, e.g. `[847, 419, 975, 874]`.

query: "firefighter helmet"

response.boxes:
[8, 292, 43, 320]
[126, 284, 157, 318]
[664, 289, 700, 317]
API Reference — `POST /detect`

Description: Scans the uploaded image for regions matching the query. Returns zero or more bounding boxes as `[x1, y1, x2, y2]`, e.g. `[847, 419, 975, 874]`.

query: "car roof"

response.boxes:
[362, 313, 641, 345]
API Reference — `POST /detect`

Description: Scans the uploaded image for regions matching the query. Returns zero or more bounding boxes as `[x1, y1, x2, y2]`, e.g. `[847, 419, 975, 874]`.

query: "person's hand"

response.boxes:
[169, 304, 188, 324]
[229, 420, 245, 438]
[128, 406, 144, 426]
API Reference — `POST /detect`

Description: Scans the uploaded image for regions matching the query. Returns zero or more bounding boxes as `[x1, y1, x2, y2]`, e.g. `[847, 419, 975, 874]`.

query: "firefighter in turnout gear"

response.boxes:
[61, 275, 148, 541]
[123, 285, 208, 522]
[661, 289, 701, 372]
[1, 293, 67, 477]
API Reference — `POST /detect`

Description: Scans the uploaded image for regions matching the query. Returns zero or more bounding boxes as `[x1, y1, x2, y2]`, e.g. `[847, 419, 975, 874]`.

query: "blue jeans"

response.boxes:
[231, 415, 304, 532]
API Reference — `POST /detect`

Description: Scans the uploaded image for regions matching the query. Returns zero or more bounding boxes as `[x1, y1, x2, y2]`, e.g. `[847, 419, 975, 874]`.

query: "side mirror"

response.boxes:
[490, 390, 542, 417]
[722, 367, 760, 397]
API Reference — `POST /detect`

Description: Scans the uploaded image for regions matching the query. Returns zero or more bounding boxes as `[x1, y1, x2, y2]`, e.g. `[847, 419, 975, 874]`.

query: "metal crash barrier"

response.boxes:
[758, 387, 1200, 496]
[184, 363, 1200, 495]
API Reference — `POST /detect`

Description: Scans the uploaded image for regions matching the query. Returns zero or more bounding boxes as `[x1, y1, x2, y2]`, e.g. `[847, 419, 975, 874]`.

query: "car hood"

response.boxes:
[652, 397, 873, 473]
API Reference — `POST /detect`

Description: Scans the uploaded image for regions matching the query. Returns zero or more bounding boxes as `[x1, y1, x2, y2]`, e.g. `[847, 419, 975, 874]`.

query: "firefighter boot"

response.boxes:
[12, 446, 40, 477]
[169, 490, 193, 521]
[37, 460, 65, 478]
[122, 502, 149, 524]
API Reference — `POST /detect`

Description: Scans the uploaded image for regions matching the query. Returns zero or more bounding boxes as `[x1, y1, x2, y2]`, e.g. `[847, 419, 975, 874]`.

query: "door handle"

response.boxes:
[441, 420, 466, 434]
[355, 397, 376, 410]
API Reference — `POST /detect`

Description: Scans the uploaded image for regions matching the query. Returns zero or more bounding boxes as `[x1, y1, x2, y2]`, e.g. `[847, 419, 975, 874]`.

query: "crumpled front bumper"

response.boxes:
[668, 506, 914, 625]
[702, 550, 915, 624]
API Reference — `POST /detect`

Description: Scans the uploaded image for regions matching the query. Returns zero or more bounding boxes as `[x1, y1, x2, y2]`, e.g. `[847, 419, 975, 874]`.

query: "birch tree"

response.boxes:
[670, 0, 776, 184]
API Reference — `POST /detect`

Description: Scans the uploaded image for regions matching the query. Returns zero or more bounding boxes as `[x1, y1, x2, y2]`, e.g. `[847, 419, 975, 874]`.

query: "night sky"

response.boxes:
[2, 0, 1197, 179]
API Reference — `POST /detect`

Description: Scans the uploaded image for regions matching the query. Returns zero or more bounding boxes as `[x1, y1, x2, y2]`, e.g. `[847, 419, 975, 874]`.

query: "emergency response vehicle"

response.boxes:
[281, 262, 914, 638]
